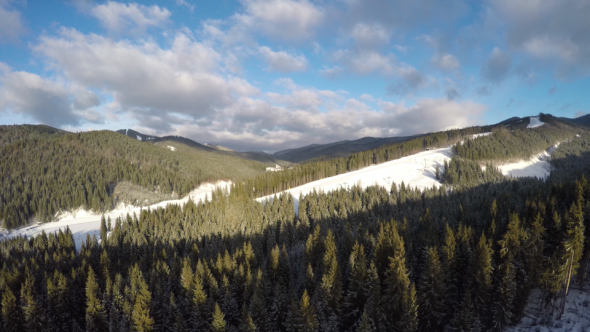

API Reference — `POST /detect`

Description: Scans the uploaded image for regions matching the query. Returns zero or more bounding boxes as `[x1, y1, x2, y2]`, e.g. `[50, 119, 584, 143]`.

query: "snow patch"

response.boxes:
[527, 116, 545, 128]
[3, 181, 232, 251]
[166, 145, 176, 151]
[257, 146, 453, 212]
[507, 283, 590, 332]
[472, 132, 492, 139]
[136, 135, 143, 141]
[497, 143, 559, 180]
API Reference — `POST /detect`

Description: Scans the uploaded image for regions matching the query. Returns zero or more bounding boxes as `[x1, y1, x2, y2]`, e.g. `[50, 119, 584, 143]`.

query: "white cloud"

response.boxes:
[319, 66, 343, 79]
[488, 0, 590, 73]
[431, 53, 460, 72]
[174, 0, 195, 12]
[350, 23, 391, 48]
[91, 1, 171, 35]
[482, 47, 512, 83]
[236, 0, 323, 41]
[34, 28, 258, 119]
[0, 69, 101, 126]
[0, 2, 25, 42]
[259, 46, 308, 72]
[171, 96, 485, 151]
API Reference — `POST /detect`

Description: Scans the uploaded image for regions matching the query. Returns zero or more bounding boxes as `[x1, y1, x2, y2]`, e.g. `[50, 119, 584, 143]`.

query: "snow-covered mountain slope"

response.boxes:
[498, 143, 558, 179]
[527, 116, 546, 128]
[259, 145, 453, 210]
[258, 135, 561, 210]
[1, 181, 231, 251]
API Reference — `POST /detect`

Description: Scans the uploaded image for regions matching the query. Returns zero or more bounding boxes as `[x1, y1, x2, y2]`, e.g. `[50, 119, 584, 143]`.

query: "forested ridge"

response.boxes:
[1, 117, 590, 331]
[1, 162, 589, 331]
[1, 123, 488, 228]
[0, 126, 265, 228]
[454, 114, 578, 162]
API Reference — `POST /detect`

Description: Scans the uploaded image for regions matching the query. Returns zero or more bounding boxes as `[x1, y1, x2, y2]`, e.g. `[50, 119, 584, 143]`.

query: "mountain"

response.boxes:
[273, 135, 420, 163]
[0, 125, 267, 228]
[559, 113, 590, 127]
[117, 129, 293, 167]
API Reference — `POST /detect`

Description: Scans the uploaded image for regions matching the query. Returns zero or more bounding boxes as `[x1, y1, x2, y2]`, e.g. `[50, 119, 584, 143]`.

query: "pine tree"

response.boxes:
[295, 290, 318, 332]
[100, 215, 107, 248]
[318, 230, 343, 332]
[2, 288, 23, 332]
[380, 228, 418, 332]
[131, 268, 154, 332]
[86, 266, 107, 331]
[469, 234, 492, 322]
[343, 242, 369, 330]
[418, 247, 446, 332]
[20, 273, 45, 332]
[491, 261, 516, 332]
[211, 303, 226, 332]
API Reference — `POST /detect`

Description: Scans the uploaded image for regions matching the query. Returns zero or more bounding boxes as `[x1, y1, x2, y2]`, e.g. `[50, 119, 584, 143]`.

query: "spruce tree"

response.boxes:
[211, 303, 226, 332]
[85, 266, 107, 332]
[295, 290, 318, 332]
[2, 288, 23, 332]
[418, 247, 446, 332]
[20, 273, 45, 332]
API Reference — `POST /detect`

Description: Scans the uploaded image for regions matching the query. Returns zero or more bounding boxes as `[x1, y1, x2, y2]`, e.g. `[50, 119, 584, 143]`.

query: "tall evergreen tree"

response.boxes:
[85, 266, 107, 332]
[295, 290, 318, 332]
[418, 247, 446, 332]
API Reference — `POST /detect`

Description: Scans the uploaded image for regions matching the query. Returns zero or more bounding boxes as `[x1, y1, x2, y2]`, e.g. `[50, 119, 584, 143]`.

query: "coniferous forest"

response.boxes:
[1, 116, 590, 331]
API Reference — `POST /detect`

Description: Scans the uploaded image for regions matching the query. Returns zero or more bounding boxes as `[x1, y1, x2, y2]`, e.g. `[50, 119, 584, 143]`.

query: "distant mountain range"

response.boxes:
[272, 135, 421, 163]
[116, 129, 293, 167]
[118, 114, 590, 165]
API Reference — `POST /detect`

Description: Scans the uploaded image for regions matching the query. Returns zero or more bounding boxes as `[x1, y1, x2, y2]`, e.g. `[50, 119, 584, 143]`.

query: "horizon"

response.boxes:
[1, 0, 589, 151]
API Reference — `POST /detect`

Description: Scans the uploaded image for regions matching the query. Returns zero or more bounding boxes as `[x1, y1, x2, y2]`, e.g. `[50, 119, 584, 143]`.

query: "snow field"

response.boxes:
[498, 143, 559, 180]
[527, 116, 546, 129]
[2, 181, 232, 251]
[506, 283, 590, 332]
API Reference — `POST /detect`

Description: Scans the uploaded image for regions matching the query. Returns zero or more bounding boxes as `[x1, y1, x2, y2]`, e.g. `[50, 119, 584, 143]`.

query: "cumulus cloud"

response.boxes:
[488, 0, 590, 74]
[350, 22, 391, 48]
[236, 0, 323, 41]
[0, 2, 25, 42]
[259, 46, 308, 72]
[482, 47, 512, 83]
[92, 1, 171, 35]
[0, 68, 101, 126]
[319, 66, 343, 79]
[34, 28, 258, 118]
[167, 95, 484, 152]
[174, 0, 195, 12]
[431, 53, 460, 72]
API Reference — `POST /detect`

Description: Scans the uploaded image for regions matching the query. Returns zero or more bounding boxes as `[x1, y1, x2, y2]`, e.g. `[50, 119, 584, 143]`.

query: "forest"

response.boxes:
[1, 116, 590, 331]
[0, 126, 265, 228]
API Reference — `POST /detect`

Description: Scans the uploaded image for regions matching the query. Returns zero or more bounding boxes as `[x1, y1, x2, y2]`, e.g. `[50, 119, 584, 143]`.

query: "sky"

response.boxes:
[0, 0, 589, 152]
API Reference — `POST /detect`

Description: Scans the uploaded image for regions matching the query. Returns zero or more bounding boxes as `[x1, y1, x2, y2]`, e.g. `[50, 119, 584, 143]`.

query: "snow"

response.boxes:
[472, 132, 492, 138]
[527, 116, 546, 129]
[136, 135, 142, 141]
[498, 143, 559, 180]
[166, 145, 176, 151]
[507, 282, 590, 332]
[257, 146, 453, 212]
[258, 135, 561, 212]
[1, 181, 232, 251]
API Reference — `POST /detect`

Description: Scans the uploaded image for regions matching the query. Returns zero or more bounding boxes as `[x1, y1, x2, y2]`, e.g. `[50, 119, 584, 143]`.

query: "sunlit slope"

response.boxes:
[0, 125, 265, 228]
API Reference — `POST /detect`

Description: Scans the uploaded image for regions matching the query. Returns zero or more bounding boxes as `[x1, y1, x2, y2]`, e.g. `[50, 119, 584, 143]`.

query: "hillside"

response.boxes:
[273, 135, 420, 163]
[117, 129, 293, 168]
[0, 125, 265, 228]
[2, 115, 590, 332]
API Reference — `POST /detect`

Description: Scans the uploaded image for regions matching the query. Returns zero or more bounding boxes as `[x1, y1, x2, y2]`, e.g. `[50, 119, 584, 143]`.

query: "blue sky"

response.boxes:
[0, 0, 589, 152]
